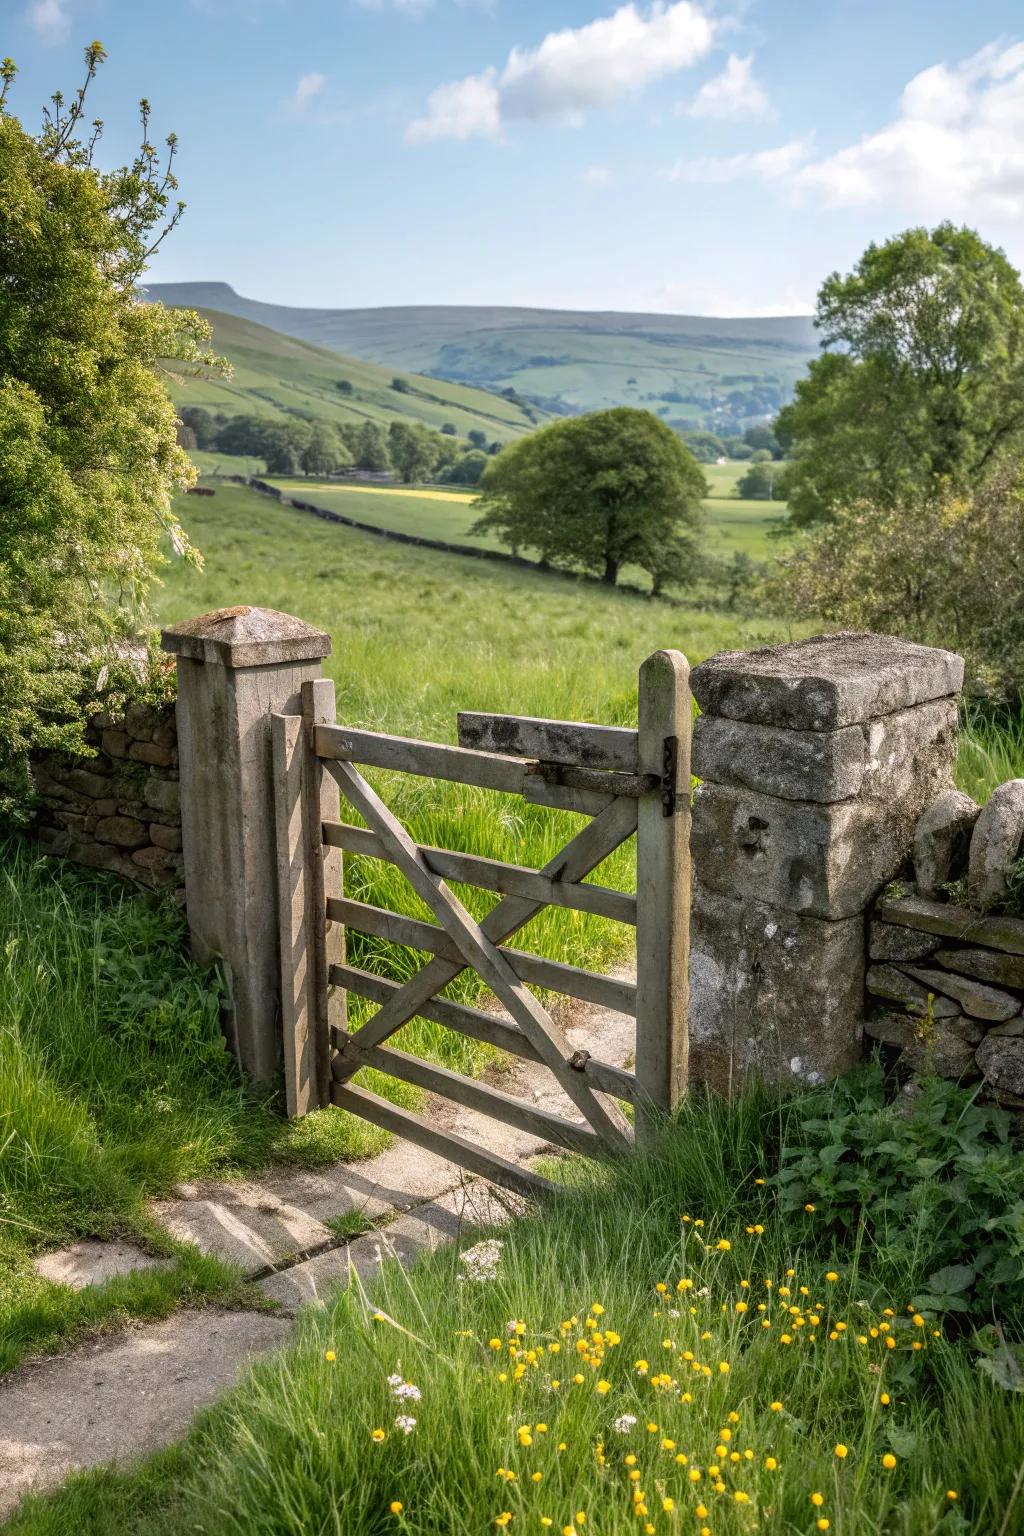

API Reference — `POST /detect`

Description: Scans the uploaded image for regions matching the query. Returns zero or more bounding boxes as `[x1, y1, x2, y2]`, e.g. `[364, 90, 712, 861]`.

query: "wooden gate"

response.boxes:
[271, 650, 691, 1197]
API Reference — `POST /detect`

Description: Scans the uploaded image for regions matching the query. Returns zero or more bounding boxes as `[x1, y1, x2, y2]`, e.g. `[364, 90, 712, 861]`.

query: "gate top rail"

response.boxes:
[457, 712, 638, 773]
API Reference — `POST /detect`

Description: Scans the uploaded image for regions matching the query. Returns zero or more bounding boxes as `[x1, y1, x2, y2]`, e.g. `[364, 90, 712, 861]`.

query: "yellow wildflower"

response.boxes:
[389, 1502, 403, 1515]
[835, 1444, 848, 1459]
[882, 1454, 897, 1470]
[372, 1429, 386, 1443]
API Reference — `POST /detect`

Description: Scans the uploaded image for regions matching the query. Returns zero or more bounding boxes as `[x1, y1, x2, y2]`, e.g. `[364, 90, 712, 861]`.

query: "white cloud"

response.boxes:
[688, 54, 773, 121]
[407, 1, 715, 143]
[26, 0, 70, 43]
[670, 138, 810, 182]
[677, 42, 1024, 221]
[284, 72, 327, 116]
[583, 165, 612, 184]
[790, 41, 1024, 214]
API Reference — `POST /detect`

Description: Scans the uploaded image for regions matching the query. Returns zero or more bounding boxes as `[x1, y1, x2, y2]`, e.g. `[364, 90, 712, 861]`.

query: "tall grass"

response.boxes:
[8, 1088, 1022, 1536]
[956, 709, 1024, 804]
[0, 841, 415, 1368]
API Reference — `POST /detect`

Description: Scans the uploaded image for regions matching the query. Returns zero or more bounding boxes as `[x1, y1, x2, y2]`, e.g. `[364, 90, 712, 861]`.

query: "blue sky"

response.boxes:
[7, 0, 1024, 314]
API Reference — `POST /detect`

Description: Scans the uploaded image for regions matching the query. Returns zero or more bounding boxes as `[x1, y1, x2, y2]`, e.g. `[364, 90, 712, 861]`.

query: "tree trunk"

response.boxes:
[602, 556, 619, 586]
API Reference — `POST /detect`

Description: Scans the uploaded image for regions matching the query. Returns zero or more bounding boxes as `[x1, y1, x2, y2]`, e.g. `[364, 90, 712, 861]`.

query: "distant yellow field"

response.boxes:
[272, 481, 475, 505]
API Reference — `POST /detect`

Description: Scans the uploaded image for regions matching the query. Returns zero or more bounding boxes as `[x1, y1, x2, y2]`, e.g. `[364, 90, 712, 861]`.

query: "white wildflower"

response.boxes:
[394, 1415, 417, 1434]
[613, 1414, 638, 1434]
[459, 1238, 504, 1282]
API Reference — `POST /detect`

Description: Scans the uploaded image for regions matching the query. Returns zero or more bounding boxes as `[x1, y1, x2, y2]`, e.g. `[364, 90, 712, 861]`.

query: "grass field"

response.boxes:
[165, 308, 548, 446]
[257, 462, 787, 565]
[10, 1080, 1023, 1536]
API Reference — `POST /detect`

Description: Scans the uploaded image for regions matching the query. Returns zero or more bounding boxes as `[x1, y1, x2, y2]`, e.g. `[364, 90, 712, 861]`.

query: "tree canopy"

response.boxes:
[776, 224, 1024, 527]
[472, 408, 706, 591]
[0, 44, 218, 800]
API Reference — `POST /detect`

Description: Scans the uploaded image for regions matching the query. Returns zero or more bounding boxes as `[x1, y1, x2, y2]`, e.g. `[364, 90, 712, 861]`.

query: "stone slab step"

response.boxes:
[0, 1309, 291, 1518]
[256, 1183, 513, 1312]
[150, 1184, 333, 1275]
[32, 1240, 174, 1290]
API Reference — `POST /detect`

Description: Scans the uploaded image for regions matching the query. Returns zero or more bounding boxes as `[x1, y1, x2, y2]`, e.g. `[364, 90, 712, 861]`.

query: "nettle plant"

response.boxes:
[773, 1061, 1024, 1332]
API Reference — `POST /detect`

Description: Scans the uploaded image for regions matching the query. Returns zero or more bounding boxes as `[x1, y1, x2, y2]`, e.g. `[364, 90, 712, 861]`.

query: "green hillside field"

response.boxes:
[163, 308, 549, 443]
[147, 282, 818, 426]
[253, 458, 788, 563]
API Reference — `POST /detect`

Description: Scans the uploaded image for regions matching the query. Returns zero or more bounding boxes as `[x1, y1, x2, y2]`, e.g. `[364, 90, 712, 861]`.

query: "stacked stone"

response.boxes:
[33, 700, 184, 900]
[687, 632, 964, 1095]
[866, 778, 1024, 1105]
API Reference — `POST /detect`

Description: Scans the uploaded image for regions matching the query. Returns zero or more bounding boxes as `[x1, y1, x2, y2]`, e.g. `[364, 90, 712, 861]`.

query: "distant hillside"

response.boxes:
[145, 282, 819, 430]
[157, 306, 550, 442]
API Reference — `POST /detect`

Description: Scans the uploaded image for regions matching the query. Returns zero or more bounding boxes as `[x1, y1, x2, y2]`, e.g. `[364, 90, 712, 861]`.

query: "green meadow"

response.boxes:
[254, 459, 785, 565]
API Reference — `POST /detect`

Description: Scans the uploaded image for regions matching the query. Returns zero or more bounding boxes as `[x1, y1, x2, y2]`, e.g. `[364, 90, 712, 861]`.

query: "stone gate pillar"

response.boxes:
[687, 632, 964, 1093]
[161, 606, 333, 1084]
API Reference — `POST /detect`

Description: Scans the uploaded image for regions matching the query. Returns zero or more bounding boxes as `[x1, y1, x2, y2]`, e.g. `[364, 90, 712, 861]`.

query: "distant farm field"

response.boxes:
[255, 461, 787, 563]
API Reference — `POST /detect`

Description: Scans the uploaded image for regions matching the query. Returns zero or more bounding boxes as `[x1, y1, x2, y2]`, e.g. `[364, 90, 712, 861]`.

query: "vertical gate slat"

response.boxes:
[302, 677, 345, 1110]
[634, 650, 692, 1143]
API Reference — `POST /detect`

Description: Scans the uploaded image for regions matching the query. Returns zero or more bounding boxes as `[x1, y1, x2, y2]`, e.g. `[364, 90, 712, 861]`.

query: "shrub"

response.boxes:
[773, 1060, 1024, 1327]
[775, 465, 1024, 699]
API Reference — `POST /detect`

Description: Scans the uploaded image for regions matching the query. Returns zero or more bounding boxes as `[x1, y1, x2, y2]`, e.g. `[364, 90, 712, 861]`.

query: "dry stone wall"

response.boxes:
[33, 700, 184, 901]
[865, 778, 1024, 1106]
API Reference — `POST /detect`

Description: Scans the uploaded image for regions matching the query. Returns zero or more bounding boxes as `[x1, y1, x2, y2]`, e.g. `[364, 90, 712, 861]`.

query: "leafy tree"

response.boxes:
[777, 223, 1024, 527]
[0, 44, 218, 799]
[176, 421, 197, 451]
[215, 413, 268, 458]
[388, 421, 440, 483]
[737, 463, 778, 500]
[472, 407, 706, 589]
[261, 421, 311, 476]
[467, 429, 488, 450]
[440, 449, 488, 486]
[336, 379, 353, 395]
[301, 422, 352, 478]
[749, 448, 773, 464]
[178, 405, 218, 449]
[776, 466, 1024, 699]
[441, 422, 457, 435]
[390, 376, 411, 394]
[354, 421, 390, 471]
[680, 430, 726, 463]
[743, 424, 780, 457]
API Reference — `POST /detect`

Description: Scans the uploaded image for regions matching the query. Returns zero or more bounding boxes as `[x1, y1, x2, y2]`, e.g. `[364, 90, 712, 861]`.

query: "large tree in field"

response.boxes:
[0, 44, 218, 800]
[472, 408, 707, 589]
[776, 224, 1024, 527]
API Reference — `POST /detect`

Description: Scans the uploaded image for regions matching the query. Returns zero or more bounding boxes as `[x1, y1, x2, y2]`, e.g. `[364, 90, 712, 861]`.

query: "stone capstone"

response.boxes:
[968, 779, 1024, 908]
[162, 605, 332, 669]
[690, 631, 963, 731]
[913, 789, 980, 899]
[976, 1035, 1024, 1097]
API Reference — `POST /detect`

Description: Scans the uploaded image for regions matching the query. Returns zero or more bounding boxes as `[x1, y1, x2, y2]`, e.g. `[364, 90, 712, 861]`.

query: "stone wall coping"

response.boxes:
[161, 606, 331, 669]
[690, 631, 964, 730]
[874, 893, 1024, 957]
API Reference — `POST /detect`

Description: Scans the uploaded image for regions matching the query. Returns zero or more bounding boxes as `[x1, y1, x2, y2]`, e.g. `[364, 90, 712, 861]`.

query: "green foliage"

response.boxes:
[473, 407, 707, 588]
[777, 223, 1024, 527]
[773, 1059, 1024, 1326]
[355, 420, 391, 471]
[680, 429, 726, 463]
[737, 462, 779, 500]
[0, 46, 219, 801]
[776, 465, 1024, 699]
[439, 448, 489, 485]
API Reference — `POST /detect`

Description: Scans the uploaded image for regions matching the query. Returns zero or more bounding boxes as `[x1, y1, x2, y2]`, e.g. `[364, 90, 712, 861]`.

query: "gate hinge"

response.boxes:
[661, 735, 679, 817]
[568, 1048, 591, 1072]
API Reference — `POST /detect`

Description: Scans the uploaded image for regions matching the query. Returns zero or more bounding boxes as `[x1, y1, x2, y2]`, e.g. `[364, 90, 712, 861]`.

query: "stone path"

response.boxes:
[0, 991, 634, 1518]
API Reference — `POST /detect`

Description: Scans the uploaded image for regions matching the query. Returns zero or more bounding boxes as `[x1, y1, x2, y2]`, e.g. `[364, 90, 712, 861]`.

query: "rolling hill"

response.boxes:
[159, 306, 549, 443]
[146, 282, 819, 429]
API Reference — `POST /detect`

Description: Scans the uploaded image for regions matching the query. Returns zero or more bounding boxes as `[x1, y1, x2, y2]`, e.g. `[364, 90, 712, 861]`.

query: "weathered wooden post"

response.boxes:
[161, 606, 336, 1096]
[635, 649, 692, 1144]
